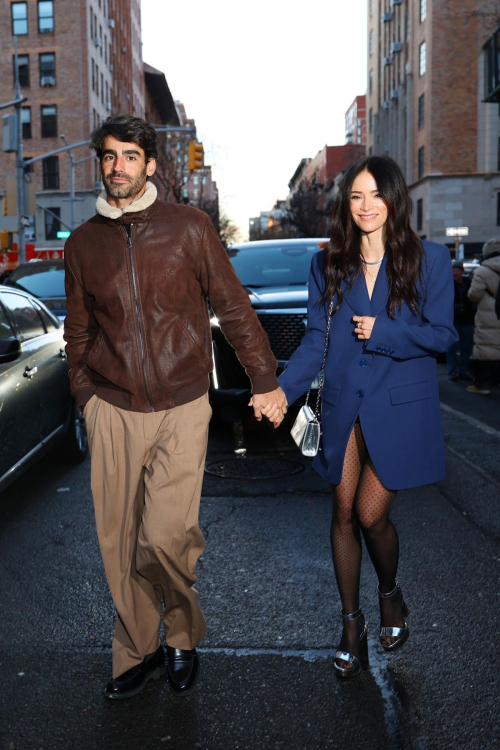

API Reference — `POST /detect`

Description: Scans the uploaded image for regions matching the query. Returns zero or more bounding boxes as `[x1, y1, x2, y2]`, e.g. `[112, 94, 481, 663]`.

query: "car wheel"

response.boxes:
[61, 401, 88, 463]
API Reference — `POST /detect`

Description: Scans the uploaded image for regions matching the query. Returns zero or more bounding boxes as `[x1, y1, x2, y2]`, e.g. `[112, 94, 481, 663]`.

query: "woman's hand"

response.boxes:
[260, 401, 286, 428]
[352, 315, 376, 340]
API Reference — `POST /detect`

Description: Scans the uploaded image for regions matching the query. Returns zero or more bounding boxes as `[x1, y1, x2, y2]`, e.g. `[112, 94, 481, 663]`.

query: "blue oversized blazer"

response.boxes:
[279, 241, 457, 490]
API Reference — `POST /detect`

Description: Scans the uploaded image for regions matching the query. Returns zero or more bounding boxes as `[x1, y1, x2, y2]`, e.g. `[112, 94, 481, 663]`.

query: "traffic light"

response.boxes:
[0, 230, 9, 251]
[188, 140, 204, 171]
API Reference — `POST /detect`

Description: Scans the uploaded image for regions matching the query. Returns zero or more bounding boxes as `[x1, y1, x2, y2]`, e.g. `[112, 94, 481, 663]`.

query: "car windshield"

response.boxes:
[7, 265, 65, 298]
[227, 243, 324, 287]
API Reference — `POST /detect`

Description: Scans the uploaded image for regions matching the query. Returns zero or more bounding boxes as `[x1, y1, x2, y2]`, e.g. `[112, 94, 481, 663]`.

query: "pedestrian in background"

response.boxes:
[64, 115, 285, 700]
[446, 260, 474, 382]
[467, 238, 500, 395]
[264, 156, 456, 678]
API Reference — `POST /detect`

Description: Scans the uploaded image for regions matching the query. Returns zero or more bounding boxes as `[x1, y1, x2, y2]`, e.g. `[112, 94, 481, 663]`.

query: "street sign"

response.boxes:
[56, 231, 71, 239]
[446, 227, 469, 236]
[20, 214, 30, 227]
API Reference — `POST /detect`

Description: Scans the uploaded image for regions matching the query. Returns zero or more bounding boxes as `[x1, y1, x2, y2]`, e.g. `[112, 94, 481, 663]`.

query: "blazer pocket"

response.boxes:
[322, 385, 340, 406]
[389, 380, 432, 405]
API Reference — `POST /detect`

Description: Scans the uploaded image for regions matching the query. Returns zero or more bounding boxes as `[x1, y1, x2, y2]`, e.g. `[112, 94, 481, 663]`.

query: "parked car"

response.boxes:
[210, 238, 328, 419]
[4, 259, 67, 320]
[0, 286, 87, 493]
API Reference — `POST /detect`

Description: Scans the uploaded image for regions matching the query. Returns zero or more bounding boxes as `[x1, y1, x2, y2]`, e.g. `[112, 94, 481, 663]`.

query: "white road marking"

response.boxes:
[440, 402, 500, 439]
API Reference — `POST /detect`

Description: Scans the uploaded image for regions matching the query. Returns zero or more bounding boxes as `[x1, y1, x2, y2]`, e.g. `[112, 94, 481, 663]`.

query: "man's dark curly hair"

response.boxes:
[89, 114, 158, 161]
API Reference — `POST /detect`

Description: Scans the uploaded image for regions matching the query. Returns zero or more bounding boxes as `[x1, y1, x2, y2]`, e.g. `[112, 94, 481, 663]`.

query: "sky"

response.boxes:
[142, 0, 368, 239]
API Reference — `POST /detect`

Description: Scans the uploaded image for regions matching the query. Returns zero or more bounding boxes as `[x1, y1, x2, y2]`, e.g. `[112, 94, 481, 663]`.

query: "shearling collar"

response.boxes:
[96, 180, 157, 220]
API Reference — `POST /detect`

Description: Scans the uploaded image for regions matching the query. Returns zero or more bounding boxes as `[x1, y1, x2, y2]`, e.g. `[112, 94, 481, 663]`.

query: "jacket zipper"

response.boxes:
[123, 223, 155, 411]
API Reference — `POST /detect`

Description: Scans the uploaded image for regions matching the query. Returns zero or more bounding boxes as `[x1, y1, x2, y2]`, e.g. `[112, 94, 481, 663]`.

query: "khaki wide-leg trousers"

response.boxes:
[84, 392, 211, 679]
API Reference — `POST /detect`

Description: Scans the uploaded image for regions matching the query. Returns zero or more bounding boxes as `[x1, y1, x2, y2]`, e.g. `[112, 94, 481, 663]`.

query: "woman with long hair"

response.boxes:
[264, 156, 456, 677]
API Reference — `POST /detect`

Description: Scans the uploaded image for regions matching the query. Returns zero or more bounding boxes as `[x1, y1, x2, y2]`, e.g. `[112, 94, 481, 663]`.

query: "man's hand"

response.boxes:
[249, 387, 287, 427]
[352, 315, 376, 340]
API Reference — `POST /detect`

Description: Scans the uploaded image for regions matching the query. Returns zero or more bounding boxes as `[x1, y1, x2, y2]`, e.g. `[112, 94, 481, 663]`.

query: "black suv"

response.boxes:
[210, 238, 327, 419]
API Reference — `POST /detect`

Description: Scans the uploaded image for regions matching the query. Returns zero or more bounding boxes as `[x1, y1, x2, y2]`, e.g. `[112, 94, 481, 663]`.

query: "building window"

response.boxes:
[369, 30, 374, 56]
[41, 105, 57, 137]
[38, 1, 54, 33]
[418, 94, 425, 129]
[419, 42, 426, 76]
[101, 72, 104, 103]
[45, 207, 61, 239]
[43, 156, 59, 189]
[497, 193, 500, 226]
[193, 189, 199, 198]
[369, 69, 373, 95]
[21, 107, 31, 139]
[39, 52, 56, 85]
[498, 138, 500, 171]
[418, 146, 425, 179]
[369, 146, 373, 156]
[23, 157, 33, 173]
[417, 198, 423, 231]
[420, 0, 427, 23]
[13, 54, 29, 87]
[11, 2, 28, 35]
[369, 108, 373, 134]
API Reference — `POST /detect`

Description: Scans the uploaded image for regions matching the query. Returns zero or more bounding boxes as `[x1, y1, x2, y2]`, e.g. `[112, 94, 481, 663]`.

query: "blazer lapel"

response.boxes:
[370, 256, 389, 316]
[341, 272, 371, 317]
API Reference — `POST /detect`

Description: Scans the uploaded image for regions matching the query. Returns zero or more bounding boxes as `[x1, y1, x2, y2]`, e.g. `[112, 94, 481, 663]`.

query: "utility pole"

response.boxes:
[14, 37, 27, 264]
[60, 134, 88, 231]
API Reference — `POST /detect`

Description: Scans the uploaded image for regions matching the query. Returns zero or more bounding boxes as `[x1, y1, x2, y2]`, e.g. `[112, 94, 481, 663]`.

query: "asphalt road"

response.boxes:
[1, 363, 499, 750]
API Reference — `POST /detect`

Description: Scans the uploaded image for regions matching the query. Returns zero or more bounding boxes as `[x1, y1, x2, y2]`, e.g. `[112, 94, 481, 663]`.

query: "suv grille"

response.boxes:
[257, 313, 306, 361]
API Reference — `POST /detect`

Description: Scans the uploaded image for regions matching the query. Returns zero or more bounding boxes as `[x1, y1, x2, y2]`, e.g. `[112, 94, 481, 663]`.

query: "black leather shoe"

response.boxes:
[166, 647, 199, 697]
[104, 646, 166, 700]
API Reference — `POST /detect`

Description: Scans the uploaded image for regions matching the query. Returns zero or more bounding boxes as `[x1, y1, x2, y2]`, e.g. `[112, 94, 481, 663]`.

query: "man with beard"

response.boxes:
[63, 114, 286, 699]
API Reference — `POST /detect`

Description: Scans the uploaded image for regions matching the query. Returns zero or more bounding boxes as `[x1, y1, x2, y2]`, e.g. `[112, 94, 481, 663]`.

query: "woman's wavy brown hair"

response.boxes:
[320, 155, 423, 318]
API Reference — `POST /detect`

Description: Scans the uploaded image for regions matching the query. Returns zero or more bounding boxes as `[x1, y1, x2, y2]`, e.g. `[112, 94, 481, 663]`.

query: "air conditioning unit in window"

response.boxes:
[95, 180, 104, 191]
[41, 76, 56, 87]
[108, 18, 115, 28]
[109, 64, 114, 72]
[383, 101, 390, 109]
[390, 42, 402, 53]
[384, 56, 393, 66]
[94, 37, 102, 48]
[390, 89, 399, 99]
[390, 0, 402, 5]
[405, 62, 411, 75]
[106, 101, 112, 111]
[381, 12, 393, 22]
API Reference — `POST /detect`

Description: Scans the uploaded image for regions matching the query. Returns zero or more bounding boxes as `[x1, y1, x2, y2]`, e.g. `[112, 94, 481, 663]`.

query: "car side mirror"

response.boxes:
[0, 338, 22, 363]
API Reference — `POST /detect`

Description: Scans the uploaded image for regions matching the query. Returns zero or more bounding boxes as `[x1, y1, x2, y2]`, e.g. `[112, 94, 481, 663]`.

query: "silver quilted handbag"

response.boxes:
[291, 300, 334, 457]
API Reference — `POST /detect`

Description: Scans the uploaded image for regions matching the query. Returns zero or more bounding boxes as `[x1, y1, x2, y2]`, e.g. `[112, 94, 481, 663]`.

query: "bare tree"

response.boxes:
[218, 210, 240, 247]
[281, 178, 333, 238]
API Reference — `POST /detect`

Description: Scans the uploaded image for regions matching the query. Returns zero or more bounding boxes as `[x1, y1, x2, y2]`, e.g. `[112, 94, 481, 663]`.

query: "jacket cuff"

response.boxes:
[251, 372, 280, 394]
[74, 386, 95, 411]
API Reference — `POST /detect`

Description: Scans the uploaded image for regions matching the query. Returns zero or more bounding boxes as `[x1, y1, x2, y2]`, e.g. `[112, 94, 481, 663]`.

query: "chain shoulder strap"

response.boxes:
[304, 298, 334, 419]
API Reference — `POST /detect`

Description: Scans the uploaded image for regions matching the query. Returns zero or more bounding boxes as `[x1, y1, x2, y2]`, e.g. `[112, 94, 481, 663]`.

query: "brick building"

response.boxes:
[0, 0, 145, 252]
[367, 0, 500, 254]
[288, 144, 366, 197]
[345, 95, 367, 145]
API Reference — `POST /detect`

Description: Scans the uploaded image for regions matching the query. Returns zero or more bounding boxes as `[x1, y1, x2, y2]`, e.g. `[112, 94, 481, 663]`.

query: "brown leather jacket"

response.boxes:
[63, 198, 278, 412]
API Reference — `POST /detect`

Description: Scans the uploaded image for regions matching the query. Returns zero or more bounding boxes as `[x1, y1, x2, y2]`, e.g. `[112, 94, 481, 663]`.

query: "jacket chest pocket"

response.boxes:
[389, 380, 432, 405]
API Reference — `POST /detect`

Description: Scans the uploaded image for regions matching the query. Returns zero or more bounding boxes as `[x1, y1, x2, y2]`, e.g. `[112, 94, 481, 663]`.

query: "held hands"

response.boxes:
[352, 315, 376, 340]
[249, 387, 288, 428]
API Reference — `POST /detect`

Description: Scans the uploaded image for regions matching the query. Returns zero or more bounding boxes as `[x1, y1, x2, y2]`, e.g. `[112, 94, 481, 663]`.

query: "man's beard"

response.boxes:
[103, 167, 148, 200]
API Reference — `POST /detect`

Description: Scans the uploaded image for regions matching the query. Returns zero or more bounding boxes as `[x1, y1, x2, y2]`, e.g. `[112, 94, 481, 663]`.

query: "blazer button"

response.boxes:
[359, 359, 367, 367]
[357, 390, 364, 398]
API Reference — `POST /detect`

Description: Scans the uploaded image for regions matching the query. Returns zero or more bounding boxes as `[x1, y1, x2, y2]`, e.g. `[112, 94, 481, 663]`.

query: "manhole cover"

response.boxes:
[205, 456, 305, 480]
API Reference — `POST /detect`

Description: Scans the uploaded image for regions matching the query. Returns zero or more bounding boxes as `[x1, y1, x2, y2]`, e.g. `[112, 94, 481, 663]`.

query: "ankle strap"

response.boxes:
[340, 607, 363, 621]
[378, 580, 400, 599]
